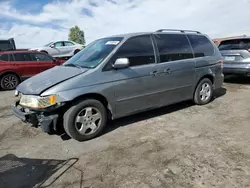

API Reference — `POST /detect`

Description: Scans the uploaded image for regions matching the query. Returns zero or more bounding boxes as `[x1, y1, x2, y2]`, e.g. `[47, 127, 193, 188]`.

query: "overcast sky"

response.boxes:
[0, 0, 250, 48]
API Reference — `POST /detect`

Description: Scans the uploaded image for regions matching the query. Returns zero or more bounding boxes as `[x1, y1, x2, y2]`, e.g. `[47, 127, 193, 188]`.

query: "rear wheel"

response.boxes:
[74, 49, 80, 55]
[0, 73, 20, 90]
[193, 78, 213, 105]
[63, 99, 107, 141]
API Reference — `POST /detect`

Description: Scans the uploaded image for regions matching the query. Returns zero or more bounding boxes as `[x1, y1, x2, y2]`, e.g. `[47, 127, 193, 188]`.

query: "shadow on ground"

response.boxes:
[0, 154, 79, 188]
[104, 87, 226, 136]
[224, 75, 250, 85]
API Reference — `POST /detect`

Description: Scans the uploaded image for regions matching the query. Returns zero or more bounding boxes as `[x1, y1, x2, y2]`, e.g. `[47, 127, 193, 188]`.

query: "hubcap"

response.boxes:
[75, 107, 102, 135]
[199, 83, 211, 101]
[3, 75, 18, 89]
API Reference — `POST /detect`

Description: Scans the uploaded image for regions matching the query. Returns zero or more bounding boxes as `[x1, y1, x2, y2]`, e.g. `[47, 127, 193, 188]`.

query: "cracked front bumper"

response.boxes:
[11, 104, 59, 134]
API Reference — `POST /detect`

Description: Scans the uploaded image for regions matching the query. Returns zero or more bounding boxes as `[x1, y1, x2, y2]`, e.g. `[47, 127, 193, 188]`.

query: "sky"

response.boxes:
[0, 0, 250, 48]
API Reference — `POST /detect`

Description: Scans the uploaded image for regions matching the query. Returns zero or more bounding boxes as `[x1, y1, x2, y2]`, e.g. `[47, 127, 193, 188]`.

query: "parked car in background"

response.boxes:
[0, 38, 16, 51]
[0, 51, 65, 90]
[12, 29, 224, 141]
[218, 37, 250, 76]
[30, 41, 85, 58]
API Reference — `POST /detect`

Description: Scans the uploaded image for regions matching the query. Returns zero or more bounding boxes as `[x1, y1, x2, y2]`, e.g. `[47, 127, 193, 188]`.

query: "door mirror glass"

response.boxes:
[113, 58, 130, 69]
[50, 44, 55, 48]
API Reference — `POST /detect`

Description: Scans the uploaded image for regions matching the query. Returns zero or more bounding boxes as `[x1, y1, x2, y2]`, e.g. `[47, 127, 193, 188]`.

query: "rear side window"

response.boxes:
[32, 53, 53, 61]
[218, 39, 250, 50]
[115, 35, 155, 67]
[188, 35, 214, 57]
[64, 41, 74, 46]
[0, 54, 9, 61]
[154, 34, 193, 63]
[13, 53, 32, 61]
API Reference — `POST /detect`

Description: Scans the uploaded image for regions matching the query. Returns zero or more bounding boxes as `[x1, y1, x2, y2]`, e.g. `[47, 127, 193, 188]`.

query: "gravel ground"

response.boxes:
[0, 75, 250, 188]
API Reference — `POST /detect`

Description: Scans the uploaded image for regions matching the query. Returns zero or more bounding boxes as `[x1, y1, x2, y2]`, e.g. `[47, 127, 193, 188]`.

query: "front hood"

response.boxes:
[17, 66, 88, 95]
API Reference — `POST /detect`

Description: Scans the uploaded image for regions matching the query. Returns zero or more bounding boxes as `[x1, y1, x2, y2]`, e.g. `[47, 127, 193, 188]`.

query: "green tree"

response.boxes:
[68, 26, 86, 45]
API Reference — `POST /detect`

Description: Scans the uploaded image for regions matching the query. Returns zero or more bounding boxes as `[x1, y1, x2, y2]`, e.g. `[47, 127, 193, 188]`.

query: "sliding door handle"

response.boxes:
[164, 68, 171, 74]
[150, 70, 159, 76]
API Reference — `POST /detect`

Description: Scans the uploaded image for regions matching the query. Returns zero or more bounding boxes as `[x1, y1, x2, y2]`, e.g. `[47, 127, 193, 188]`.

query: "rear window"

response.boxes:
[188, 35, 215, 57]
[218, 39, 250, 50]
[0, 41, 12, 51]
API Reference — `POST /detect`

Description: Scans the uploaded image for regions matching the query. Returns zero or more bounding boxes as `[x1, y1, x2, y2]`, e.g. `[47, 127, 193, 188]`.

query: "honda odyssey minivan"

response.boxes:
[12, 29, 224, 141]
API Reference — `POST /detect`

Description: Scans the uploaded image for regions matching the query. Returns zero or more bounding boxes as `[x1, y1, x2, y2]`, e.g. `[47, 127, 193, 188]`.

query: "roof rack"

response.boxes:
[156, 29, 201, 34]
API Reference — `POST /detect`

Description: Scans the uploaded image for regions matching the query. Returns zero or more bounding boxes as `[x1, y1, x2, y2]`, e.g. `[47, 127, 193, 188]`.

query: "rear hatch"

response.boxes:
[219, 38, 250, 64]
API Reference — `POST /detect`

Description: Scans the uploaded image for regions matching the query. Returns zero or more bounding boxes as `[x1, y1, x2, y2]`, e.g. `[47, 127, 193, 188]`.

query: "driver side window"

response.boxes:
[54, 42, 64, 47]
[114, 35, 155, 67]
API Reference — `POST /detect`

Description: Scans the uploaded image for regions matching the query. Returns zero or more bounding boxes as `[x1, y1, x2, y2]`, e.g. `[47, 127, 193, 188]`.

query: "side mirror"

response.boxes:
[112, 58, 130, 69]
[50, 44, 55, 48]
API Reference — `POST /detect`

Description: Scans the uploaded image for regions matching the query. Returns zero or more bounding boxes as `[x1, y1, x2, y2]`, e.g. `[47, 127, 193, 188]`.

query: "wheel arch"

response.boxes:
[193, 74, 214, 97]
[0, 71, 21, 81]
[70, 93, 113, 119]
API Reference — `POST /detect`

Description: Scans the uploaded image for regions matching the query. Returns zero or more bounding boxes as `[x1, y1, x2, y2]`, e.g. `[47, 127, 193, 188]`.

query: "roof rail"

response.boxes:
[156, 29, 201, 34]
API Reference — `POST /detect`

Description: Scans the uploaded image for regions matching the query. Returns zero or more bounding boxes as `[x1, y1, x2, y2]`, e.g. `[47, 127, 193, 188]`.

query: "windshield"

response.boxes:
[44, 42, 53, 47]
[63, 37, 123, 68]
[219, 39, 250, 50]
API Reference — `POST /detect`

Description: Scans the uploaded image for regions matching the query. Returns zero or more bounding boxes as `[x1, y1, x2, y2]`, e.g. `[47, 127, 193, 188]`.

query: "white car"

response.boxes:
[30, 41, 85, 58]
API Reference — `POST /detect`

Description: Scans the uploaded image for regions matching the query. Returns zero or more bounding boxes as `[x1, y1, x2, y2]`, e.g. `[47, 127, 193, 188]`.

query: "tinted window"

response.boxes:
[0, 54, 9, 61]
[218, 39, 250, 50]
[9, 54, 14, 61]
[32, 53, 52, 61]
[0, 41, 12, 51]
[188, 35, 214, 57]
[64, 41, 74, 46]
[155, 34, 193, 63]
[13, 53, 32, 61]
[54, 42, 64, 47]
[115, 35, 155, 66]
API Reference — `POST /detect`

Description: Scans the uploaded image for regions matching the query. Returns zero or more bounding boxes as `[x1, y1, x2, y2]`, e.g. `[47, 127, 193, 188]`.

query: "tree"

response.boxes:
[68, 26, 86, 45]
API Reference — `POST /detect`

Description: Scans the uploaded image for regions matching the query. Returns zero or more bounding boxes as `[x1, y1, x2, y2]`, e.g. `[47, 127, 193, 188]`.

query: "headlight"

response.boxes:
[19, 95, 57, 109]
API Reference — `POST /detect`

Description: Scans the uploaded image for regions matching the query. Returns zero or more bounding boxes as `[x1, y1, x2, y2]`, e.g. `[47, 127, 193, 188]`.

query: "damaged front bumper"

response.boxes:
[11, 102, 60, 134]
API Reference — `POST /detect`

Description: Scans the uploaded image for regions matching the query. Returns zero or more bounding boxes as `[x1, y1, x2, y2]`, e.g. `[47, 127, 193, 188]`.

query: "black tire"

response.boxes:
[74, 49, 80, 55]
[0, 73, 20, 90]
[193, 78, 213, 105]
[63, 99, 107, 141]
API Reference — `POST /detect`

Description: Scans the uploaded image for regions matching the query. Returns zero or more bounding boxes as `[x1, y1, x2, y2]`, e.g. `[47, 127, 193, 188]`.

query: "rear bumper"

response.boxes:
[214, 74, 224, 90]
[11, 104, 59, 134]
[223, 63, 250, 75]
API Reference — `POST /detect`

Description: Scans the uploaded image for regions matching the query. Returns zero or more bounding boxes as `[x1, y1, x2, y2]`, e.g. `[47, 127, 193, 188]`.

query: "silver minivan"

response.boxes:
[12, 29, 224, 141]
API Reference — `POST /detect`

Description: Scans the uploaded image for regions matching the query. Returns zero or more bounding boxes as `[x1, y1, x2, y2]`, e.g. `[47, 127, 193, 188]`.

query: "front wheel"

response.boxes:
[63, 99, 107, 141]
[193, 78, 213, 105]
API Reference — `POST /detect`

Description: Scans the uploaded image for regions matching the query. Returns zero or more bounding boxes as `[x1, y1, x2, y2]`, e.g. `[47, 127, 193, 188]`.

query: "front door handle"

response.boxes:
[150, 70, 159, 76]
[164, 68, 171, 74]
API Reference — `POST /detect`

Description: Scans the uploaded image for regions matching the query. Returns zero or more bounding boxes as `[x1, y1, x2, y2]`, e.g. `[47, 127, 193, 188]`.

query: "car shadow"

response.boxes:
[103, 87, 227, 136]
[0, 154, 79, 188]
[224, 75, 250, 85]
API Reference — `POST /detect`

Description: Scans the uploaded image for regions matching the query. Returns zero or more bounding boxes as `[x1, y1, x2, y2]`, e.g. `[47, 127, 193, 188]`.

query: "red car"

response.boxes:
[0, 51, 65, 90]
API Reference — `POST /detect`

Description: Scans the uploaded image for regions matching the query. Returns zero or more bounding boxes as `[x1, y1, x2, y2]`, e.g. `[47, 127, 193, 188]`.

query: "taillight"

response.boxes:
[248, 49, 250, 52]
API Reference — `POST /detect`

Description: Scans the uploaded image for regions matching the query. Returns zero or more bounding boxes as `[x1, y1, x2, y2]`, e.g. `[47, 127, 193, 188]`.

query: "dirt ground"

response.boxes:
[0, 75, 250, 188]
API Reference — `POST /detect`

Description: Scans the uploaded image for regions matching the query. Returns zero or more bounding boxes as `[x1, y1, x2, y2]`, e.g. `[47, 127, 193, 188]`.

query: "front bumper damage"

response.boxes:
[11, 101, 59, 134]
